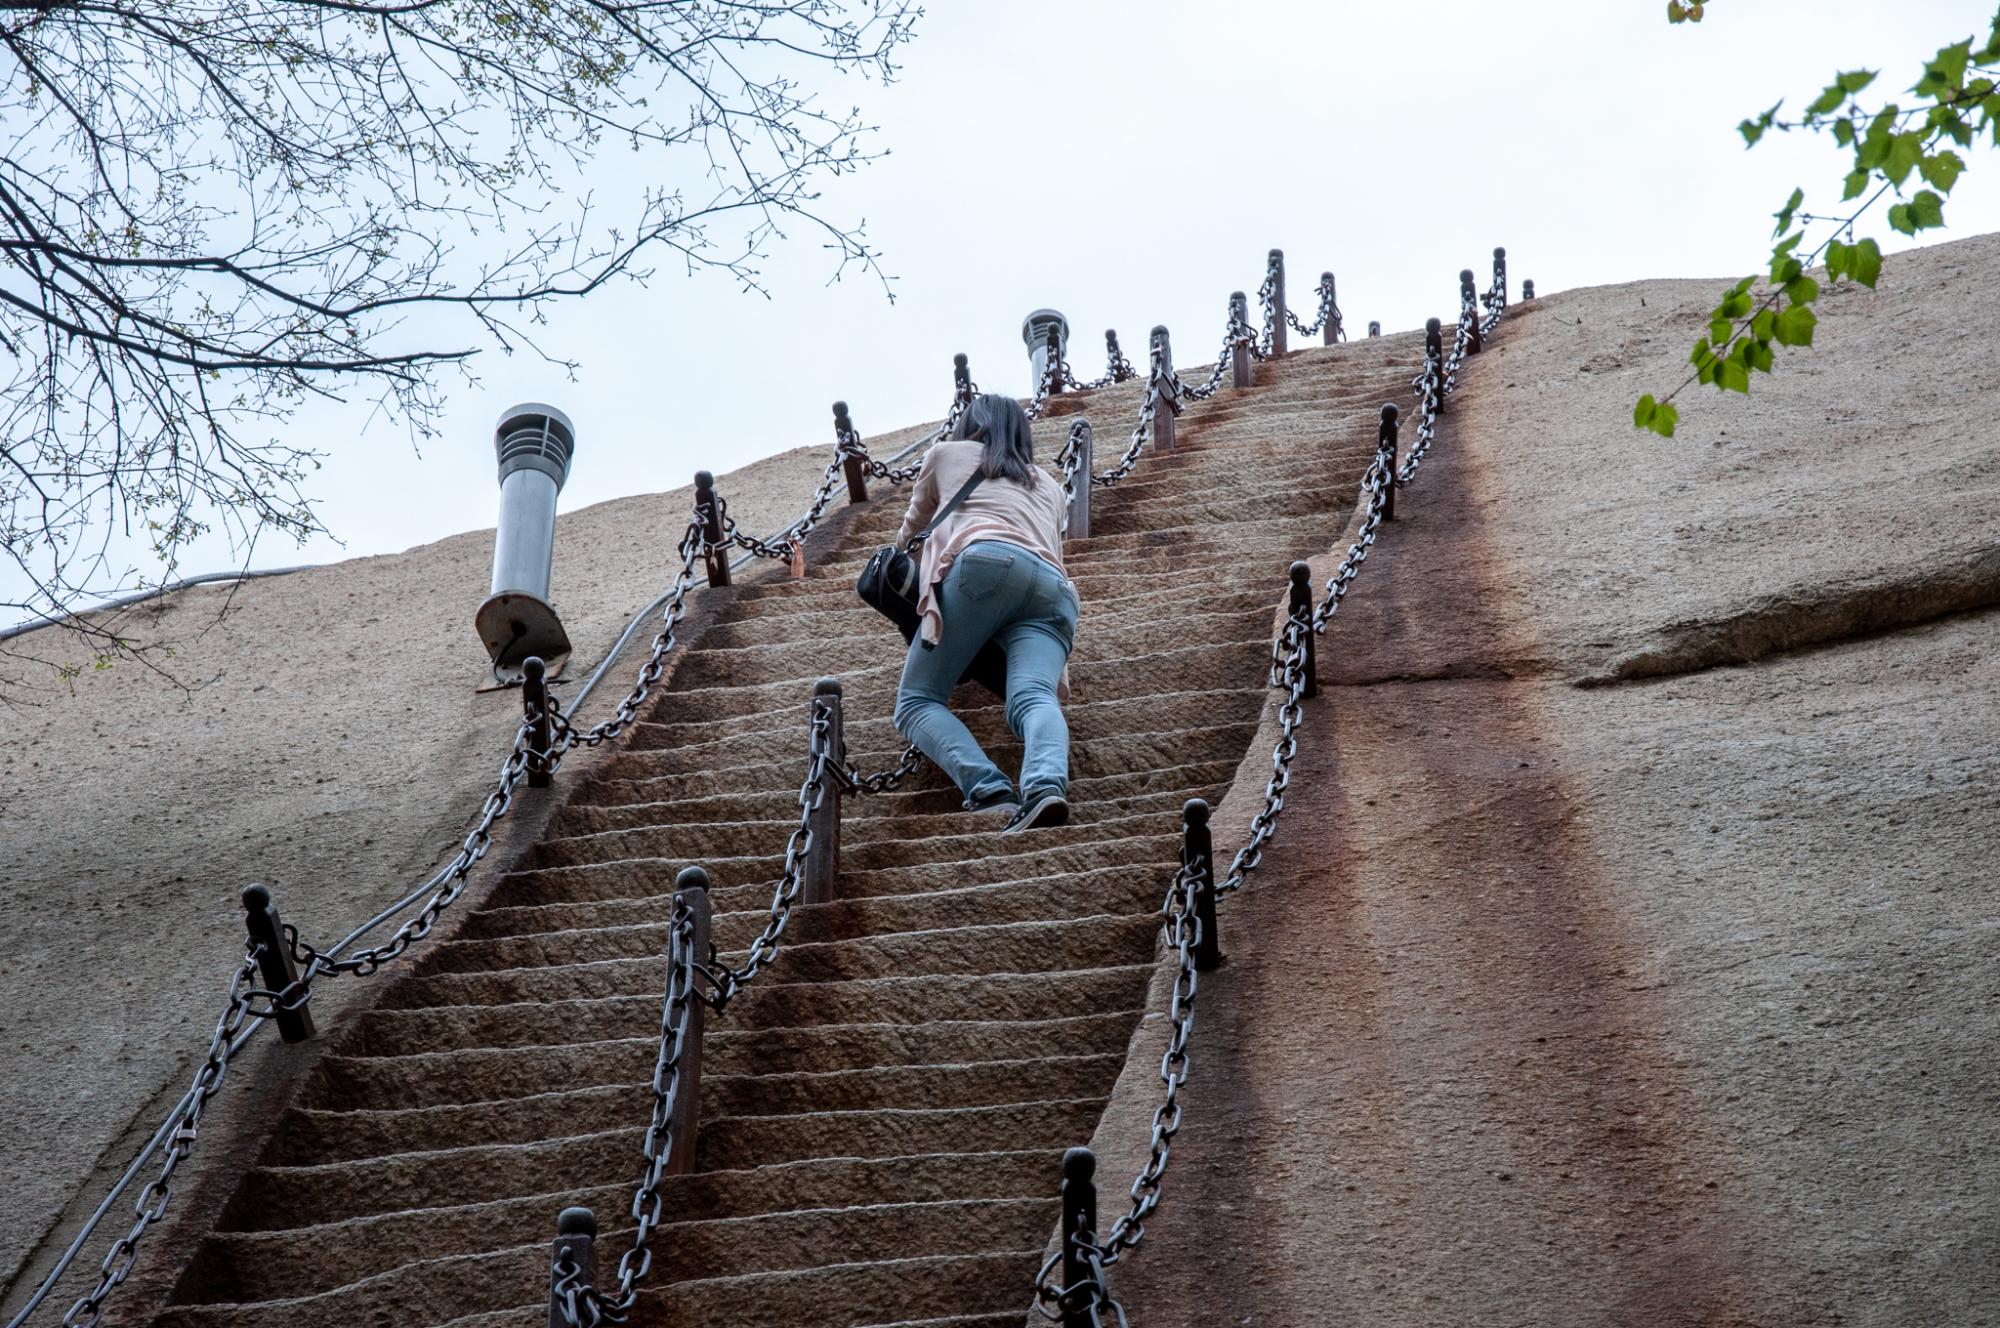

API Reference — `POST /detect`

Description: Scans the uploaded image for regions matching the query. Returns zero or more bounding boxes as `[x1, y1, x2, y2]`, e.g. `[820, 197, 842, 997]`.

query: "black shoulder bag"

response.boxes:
[855, 470, 1009, 697]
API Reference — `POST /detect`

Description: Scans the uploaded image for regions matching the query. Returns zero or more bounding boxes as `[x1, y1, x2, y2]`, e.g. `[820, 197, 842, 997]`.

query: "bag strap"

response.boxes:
[911, 469, 984, 546]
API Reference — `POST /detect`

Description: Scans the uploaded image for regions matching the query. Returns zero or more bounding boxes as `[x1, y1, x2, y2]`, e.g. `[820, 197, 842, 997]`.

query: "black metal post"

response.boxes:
[1065, 421, 1092, 540]
[1321, 271, 1340, 345]
[693, 469, 730, 588]
[1493, 246, 1508, 308]
[1045, 325, 1065, 395]
[1060, 1147, 1099, 1328]
[242, 884, 314, 1043]
[1461, 270, 1482, 353]
[1367, 320, 1381, 337]
[522, 654, 553, 788]
[1287, 561, 1317, 699]
[1523, 279, 1536, 301]
[833, 401, 867, 504]
[1426, 317, 1445, 413]
[805, 678, 842, 907]
[1150, 325, 1175, 455]
[1183, 798, 1220, 971]
[1379, 403, 1399, 523]
[1105, 329, 1131, 382]
[548, 1206, 597, 1328]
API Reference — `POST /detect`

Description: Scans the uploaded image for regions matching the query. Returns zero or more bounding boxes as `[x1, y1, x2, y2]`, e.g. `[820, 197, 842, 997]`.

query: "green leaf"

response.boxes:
[1747, 341, 1775, 373]
[1771, 256, 1804, 285]
[1651, 401, 1679, 437]
[1720, 292, 1754, 320]
[1842, 169, 1870, 200]
[1751, 308, 1777, 341]
[1783, 275, 1820, 304]
[1740, 118, 1765, 146]
[1885, 132, 1925, 185]
[1825, 239, 1851, 280]
[1709, 314, 1734, 344]
[1911, 189, 1946, 228]
[1850, 237, 1883, 287]
[1634, 394, 1659, 429]
[1833, 117, 1856, 147]
[1666, 0, 1688, 22]
[1920, 149, 1966, 191]
[1839, 70, 1879, 95]
[1888, 202, 1915, 234]
[1728, 275, 1757, 298]
[1773, 186, 1805, 235]
[1719, 359, 1751, 394]
[1919, 39, 1973, 95]
[1857, 106, 1899, 167]
[1806, 82, 1848, 117]
[1774, 304, 1818, 347]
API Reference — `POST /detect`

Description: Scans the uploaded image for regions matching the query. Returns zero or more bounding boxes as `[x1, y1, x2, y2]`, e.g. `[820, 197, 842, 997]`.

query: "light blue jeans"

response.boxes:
[894, 540, 1079, 807]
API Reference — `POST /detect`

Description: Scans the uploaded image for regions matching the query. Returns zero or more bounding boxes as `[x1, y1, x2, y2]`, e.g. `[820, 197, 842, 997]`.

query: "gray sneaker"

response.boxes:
[967, 788, 1019, 822]
[1003, 790, 1069, 835]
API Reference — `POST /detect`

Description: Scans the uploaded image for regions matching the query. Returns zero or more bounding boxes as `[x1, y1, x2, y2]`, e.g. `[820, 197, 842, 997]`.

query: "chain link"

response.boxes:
[1285, 276, 1341, 341]
[837, 741, 928, 794]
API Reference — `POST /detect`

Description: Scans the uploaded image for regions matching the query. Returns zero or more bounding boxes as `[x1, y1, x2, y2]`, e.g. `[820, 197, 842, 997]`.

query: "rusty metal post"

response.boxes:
[1229, 291, 1253, 389]
[667, 866, 710, 1176]
[1287, 561, 1317, 699]
[804, 679, 843, 907]
[1183, 798, 1221, 972]
[1321, 271, 1340, 345]
[548, 1207, 598, 1328]
[1492, 246, 1508, 308]
[833, 401, 866, 504]
[1105, 329, 1130, 383]
[1060, 1147, 1099, 1328]
[1379, 404, 1399, 523]
[693, 470, 730, 588]
[1267, 249, 1288, 357]
[1367, 320, 1381, 337]
[522, 654, 554, 788]
[1523, 279, 1536, 301]
[242, 884, 314, 1043]
[1150, 326, 1176, 455]
[1066, 421, 1092, 540]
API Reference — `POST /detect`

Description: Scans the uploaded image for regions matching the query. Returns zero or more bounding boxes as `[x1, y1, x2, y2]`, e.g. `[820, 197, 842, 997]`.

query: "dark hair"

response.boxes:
[952, 392, 1036, 484]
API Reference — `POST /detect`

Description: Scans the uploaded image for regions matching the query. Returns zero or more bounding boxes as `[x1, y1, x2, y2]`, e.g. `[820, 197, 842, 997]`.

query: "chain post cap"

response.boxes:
[952, 352, 968, 368]
[1182, 796, 1211, 827]
[1494, 246, 1507, 259]
[1426, 317, 1442, 335]
[556, 1206, 598, 1238]
[1062, 1146, 1097, 1182]
[1104, 328, 1118, 344]
[521, 655, 546, 684]
[693, 470, 714, 492]
[674, 865, 711, 894]
[1368, 321, 1381, 336]
[1268, 247, 1283, 263]
[831, 400, 849, 421]
[1229, 290, 1247, 303]
[1288, 559, 1313, 585]
[813, 675, 843, 698]
[1381, 402, 1400, 421]
[241, 883, 272, 911]
[1460, 268, 1475, 284]
[1321, 270, 1335, 283]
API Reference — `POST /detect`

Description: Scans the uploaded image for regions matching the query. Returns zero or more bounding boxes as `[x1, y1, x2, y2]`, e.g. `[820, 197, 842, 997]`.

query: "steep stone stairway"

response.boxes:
[148, 338, 1422, 1328]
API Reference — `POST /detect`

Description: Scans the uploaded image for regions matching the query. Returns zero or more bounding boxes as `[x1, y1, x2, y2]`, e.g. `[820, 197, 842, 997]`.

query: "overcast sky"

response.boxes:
[11, 0, 2000, 626]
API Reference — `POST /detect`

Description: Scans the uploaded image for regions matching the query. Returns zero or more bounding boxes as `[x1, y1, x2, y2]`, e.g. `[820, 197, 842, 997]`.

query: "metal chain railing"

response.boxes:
[1034, 257, 1508, 1324]
[1286, 274, 1340, 341]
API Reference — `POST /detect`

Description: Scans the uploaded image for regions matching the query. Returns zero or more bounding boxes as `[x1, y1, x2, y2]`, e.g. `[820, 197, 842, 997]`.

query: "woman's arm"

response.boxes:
[895, 448, 943, 550]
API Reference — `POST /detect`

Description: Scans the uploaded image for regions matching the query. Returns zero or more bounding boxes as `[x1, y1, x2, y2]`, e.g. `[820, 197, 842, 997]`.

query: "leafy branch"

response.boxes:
[1635, 3, 2000, 438]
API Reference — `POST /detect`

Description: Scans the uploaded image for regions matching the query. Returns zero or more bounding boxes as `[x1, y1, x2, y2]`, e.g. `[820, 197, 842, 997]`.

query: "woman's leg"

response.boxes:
[999, 567, 1078, 800]
[892, 548, 1023, 806]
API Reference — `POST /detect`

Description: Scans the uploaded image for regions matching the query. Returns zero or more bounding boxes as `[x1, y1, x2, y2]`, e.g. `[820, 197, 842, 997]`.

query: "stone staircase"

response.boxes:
[147, 339, 1420, 1328]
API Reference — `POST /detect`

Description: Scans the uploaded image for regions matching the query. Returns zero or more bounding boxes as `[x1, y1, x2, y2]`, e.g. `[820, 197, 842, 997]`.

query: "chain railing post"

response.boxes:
[1046, 323, 1066, 395]
[1229, 291, 1253, 388]
[1378, 404, 1399, 523]
[1523, 279, 1536, 301]
[833, 401, 867, 503]
[1149, 326, 1176, 455]
[950, 351, 972, 408]
[1183, 798, 1221, 972]
[242, 884, 314, 1042]
[1426, 317, 1445, 413]
[1461, 270, 1483, 354]
[1321, 271, 1340, 345]
[804, 678, 843, 907]
[693, 470, 730, 588]
[1367, 320, 1381, 338]
[1105, 329, 1132, 382]
[1059, 1147, 1099, 1328]
[1287, 561, 1317, 699]
[1267, 249, 1288, 357]
[1066, 421, 1093, 540]
[668, 865, 710, 1176]
[1492, 246, 1508, 308]
[547, 1206, 597, 1328]
[522, 654, 554, 788]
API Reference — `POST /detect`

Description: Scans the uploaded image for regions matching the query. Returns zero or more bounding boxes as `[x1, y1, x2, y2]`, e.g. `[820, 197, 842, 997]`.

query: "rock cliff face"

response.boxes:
[4, 232, 1994, 1328]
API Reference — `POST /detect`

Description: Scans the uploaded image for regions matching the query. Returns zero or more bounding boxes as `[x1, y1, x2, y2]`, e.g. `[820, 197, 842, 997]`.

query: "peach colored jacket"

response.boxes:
[894, 439, 1069, 648]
